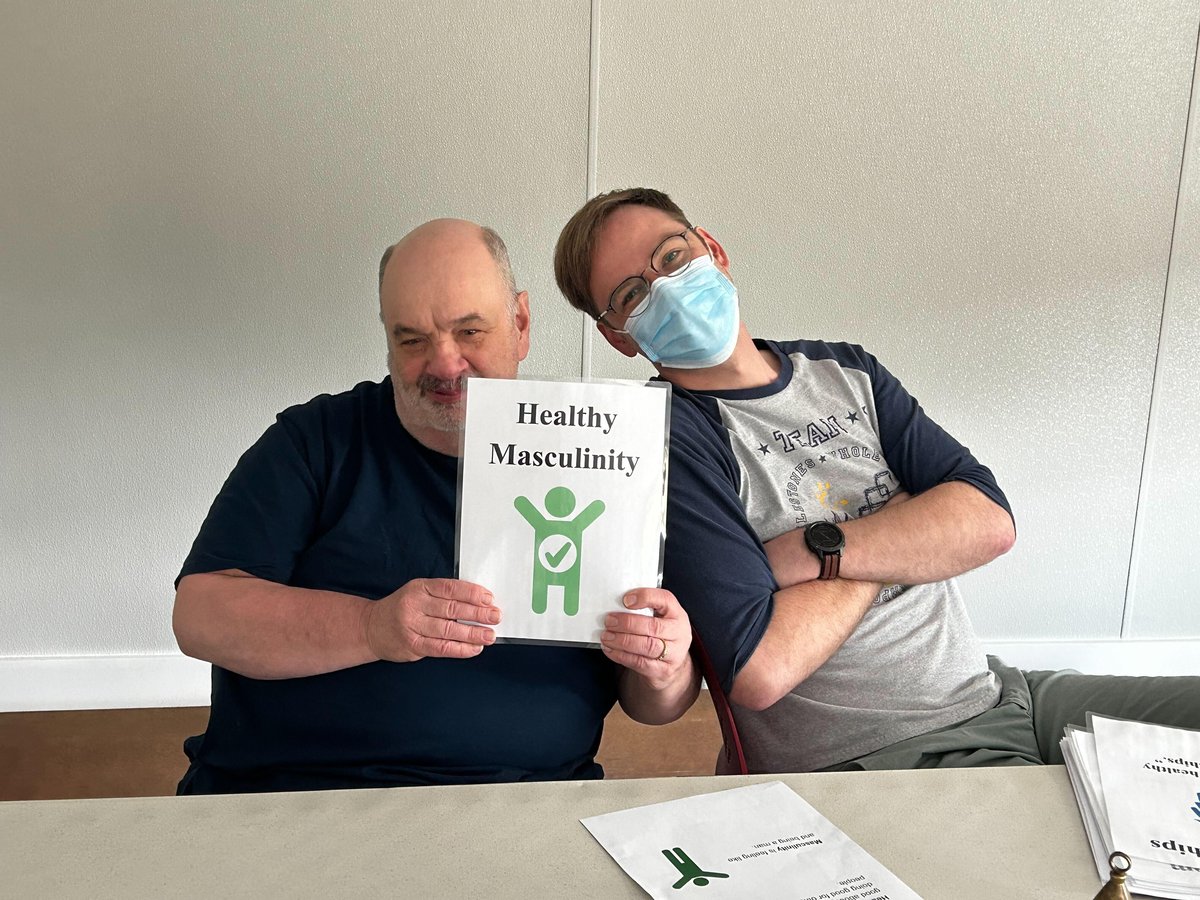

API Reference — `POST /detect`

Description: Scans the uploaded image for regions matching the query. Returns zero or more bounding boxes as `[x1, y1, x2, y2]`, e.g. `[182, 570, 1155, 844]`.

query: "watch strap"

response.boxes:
[805, 522, 844, 581]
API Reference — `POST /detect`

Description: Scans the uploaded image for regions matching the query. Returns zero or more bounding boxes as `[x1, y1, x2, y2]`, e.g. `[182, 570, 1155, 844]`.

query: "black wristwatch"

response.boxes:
[804, 521, 845, 580]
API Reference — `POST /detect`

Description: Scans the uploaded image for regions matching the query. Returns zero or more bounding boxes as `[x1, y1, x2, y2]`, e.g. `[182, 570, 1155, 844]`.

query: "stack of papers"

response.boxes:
[1061, 715, 1200, 899]
[581, 781, 922, 899]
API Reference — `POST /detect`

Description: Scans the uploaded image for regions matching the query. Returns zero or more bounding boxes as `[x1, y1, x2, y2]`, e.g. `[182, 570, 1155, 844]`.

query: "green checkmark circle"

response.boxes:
[538, 535, 578, 572]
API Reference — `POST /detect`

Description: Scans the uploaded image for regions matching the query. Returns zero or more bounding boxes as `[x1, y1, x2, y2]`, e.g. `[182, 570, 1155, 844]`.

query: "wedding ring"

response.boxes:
[655, 637, 669, 662]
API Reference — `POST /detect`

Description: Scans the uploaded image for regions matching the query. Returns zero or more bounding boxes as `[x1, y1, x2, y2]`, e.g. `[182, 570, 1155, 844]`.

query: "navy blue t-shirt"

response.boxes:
[176, 377, 619, 794]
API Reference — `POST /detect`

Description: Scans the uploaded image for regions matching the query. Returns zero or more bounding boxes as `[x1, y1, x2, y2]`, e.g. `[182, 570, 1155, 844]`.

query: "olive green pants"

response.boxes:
[822, 657, 1200, 771]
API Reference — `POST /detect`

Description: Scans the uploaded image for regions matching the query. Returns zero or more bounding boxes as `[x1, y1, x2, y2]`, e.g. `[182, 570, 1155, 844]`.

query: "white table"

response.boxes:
[1, 766, 1133, 898]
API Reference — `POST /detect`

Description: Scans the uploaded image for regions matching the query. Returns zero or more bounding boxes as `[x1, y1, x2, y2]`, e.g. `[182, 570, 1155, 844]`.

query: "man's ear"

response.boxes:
[595, 318, 640, 359]
[514, 290, 532, 361]
[694, 227, 731, 274]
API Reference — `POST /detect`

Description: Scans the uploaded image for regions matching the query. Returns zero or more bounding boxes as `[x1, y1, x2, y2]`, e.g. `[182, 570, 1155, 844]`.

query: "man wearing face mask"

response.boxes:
[554, 188, 1200, 775]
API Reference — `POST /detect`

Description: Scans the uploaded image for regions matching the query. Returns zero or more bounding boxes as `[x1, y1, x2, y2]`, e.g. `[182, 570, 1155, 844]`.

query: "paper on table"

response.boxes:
[581, 780, 922, 899]
[1062, 727, 1114, 868]
[1092, 715, 1200, 871]
[1061, 717, 1200, 899]
[1062, 727, 1196, 899]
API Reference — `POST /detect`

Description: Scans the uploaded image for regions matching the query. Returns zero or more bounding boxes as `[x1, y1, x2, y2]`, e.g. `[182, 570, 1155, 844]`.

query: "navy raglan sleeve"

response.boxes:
[176, 413, 323, 587]
[852, 344, 1013, 521]
[662, 394, 777, 695]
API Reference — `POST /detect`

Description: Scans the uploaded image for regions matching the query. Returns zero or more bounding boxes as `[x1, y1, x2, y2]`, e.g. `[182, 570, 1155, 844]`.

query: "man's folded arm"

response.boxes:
[766, 481, 1014, 588]
[766, 347, 1016, 589]
[727, 576, 882, 711]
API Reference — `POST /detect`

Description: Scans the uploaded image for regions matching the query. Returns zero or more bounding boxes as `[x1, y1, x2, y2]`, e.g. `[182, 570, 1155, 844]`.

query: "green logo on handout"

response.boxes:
[661, 846, 729, 889]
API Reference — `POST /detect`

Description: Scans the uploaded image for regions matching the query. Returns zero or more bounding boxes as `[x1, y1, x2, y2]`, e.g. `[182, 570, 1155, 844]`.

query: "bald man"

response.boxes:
[172, 220, 698, 794]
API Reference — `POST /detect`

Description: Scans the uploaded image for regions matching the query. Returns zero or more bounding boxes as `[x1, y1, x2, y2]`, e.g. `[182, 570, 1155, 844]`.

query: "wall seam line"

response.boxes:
[1121, 14, 1200, 638]
[580, 0, 602, 381]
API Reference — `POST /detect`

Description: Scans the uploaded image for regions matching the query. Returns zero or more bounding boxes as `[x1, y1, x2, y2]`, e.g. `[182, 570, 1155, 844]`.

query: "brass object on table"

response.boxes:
[1092, 851, 1131, 900]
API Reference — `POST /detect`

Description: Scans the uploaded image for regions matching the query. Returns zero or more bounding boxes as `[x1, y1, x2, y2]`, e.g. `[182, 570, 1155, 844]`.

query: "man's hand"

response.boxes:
[174, 570, 504, 679]
[605, 588, 701, 724]
[601, 588, 692, 689]
[363, 578, 501, 663]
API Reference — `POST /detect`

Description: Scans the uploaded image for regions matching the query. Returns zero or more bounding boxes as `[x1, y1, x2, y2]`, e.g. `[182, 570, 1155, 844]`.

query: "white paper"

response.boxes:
[457, 377, 669, 645]
[1092, 715, 1200, 872]
[581, 781, 922, 899]
[1061, 726, 1114, 878]
[1061, 717, 1200, 898]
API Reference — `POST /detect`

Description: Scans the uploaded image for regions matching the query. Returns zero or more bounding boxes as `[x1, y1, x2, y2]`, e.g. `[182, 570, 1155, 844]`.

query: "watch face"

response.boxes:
[807, 521, 845, 553]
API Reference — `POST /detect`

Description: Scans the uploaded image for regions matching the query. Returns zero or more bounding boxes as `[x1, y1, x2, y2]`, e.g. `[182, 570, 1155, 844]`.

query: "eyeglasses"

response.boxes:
[596, 227, 702, 327]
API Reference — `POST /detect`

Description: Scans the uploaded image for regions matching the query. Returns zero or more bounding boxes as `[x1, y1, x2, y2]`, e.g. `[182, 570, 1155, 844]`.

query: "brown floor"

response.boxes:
[596, 693, 721, 780]
[0, 693, 720, 801]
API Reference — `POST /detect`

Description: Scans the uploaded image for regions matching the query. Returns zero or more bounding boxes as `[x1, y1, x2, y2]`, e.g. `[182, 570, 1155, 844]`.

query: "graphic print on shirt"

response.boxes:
[763, 406, 891, 518]
[741, 412, 895, 515]
[715, 356, 905, 605]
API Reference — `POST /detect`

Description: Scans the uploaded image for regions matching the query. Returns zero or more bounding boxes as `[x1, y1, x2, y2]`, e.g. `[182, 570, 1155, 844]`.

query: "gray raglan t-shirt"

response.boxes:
[662, 339, 1010, 773]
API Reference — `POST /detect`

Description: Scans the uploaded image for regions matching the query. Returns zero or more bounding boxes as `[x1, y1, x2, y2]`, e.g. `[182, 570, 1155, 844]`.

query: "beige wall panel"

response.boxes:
[0, 2, 590, 656]
[1126, 47, 1200, 637]
[592, 1, 1199, 639]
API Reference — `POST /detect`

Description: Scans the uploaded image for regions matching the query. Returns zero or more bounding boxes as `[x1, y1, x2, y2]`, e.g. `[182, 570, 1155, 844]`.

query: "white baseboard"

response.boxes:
[983, 640, 1199, 677]
[0, 654, 212, 712]
[0, 640, 1196, 712]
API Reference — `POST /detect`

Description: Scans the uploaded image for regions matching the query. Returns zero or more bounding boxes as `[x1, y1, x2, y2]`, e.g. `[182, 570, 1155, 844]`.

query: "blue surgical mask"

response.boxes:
[623, 254, 740, 369]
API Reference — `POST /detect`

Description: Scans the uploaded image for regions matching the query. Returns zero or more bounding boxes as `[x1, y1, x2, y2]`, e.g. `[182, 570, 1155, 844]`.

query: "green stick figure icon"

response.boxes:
[661, 847, 729, 889]
[514, 486, 604, 616]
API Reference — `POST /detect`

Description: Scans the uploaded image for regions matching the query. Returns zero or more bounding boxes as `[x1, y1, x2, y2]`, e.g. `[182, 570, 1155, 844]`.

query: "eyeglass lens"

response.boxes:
[609, 232, 694, 320]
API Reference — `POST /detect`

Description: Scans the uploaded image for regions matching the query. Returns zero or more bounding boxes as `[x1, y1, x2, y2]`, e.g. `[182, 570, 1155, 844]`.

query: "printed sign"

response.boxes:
[457, 377, 670, 645]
